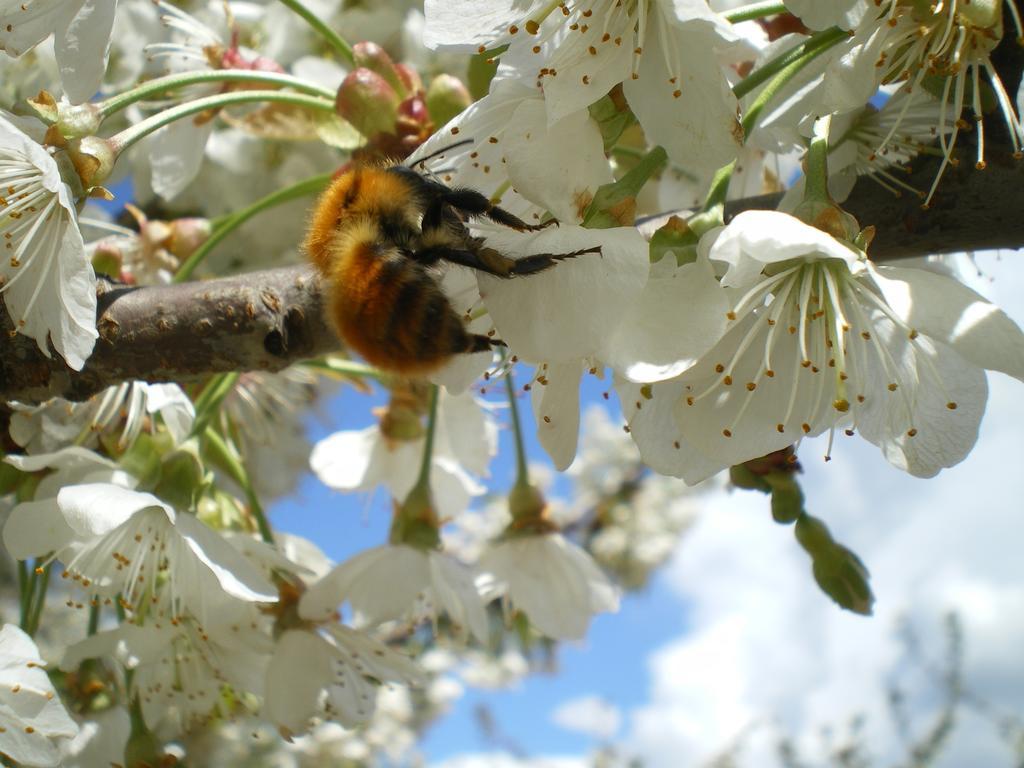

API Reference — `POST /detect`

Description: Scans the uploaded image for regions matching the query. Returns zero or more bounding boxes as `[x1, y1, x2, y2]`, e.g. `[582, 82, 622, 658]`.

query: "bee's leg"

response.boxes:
[436, 188, 557, 232]
[468, 335, 506, 352]
[412, 245, 514, 277]
[412, 244, 601, 278]
[505, 246, 602, 276]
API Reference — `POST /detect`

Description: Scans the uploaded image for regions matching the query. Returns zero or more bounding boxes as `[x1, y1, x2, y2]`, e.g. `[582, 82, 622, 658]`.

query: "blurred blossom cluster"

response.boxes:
[0, 0, 1023, 765]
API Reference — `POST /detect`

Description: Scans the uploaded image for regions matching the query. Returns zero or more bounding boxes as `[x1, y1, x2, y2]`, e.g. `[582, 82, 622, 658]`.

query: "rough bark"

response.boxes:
[1, 266, 337, 404]
[2, 148, 1023, 404]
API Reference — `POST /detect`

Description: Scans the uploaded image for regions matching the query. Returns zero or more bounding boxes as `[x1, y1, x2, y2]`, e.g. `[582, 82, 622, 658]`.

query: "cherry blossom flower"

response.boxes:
[299, 544, 490, 643]
[0, 0, 118, 104]
[480, 532, 619, 640]
[62, 611, 272, 730]
[0, 111, 96, 369]
[264, 626, 424, 735]
[671, 210, 1024, 477]
[423, 0, 744, 174]
[4, 483, 277, 622]
[311, 389, 496, 517]
[8, 382, 194, 454]
[0, 624, 78, 767]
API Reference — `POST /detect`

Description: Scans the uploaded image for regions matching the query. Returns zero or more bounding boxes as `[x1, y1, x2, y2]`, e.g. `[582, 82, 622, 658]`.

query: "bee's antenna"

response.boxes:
[409, 139, 474, 169]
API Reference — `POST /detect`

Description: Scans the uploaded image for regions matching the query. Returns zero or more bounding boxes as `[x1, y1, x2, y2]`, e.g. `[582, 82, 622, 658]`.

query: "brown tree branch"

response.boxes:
[2, 149, 1023, 405]
[1, 266, 337, 404]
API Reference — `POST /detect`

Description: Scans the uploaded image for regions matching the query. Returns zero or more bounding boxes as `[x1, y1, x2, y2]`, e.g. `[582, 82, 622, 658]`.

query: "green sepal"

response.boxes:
[467, 46, 506, 101]
[588, 87, 637, 151]
[152, 441, 208, 512]
[582, 145, 667, 229]
[729, 463, 770, 493]
[115, 432, 163, 490]
[648, 206, 722, 265]
[314, 113, 365, 150]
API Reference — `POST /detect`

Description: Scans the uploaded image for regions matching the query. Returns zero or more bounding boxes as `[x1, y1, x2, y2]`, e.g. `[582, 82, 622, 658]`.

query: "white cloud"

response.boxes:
[624, 251, 1024, 767]
[551, 695, 622, 741]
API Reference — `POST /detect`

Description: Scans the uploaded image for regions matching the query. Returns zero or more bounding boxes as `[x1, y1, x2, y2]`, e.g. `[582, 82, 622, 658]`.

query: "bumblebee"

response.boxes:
[304, 159, 601, 375]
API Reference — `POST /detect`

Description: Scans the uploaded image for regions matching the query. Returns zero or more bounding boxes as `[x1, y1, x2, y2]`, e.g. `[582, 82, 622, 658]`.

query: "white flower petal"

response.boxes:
[53, 0, 117, 104]
[428, 551, 489, 642]
[3, 498, 76, 559]
[502, 100, 613, 223]
[616, 376, 726, 484]
[869, 264, 1024, 382]
[265, 629, 334, 734]
[708, 210, 860, 286]
[479, 224, 648, 363]
[309, 427, 380, 491]
[623, 9, 741, 175]
[174, 513, 278, 603]
[148, 120, 214, 201]
[56, 483, 167, 538]
[605, 254, 731, 382]
[423, 0, 539, 50]
[299, 545, 427, 623]
[531, 361, 583, 471]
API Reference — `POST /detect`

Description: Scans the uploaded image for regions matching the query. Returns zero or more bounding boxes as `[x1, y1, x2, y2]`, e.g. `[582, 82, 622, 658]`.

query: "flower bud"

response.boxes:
[811, 544, 874, 615]
[395, 63, 424, 96]
[353, 41, 407, 96]
[166, 217, 213, 260]
[91, 240, 123, 280]
[66, 135, 117, 189]
[335, 68, 401, 140]
[794, 513, 833, 556]
[426, 74, 472, 126]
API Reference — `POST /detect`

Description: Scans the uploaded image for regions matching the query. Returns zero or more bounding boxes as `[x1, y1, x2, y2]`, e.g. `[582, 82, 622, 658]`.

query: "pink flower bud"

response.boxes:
[335, 68, 402, 140]
[426, 74, 471, 126]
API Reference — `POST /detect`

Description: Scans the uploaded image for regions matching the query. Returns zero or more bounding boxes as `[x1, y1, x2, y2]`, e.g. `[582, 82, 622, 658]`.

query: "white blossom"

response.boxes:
[480, 532, 619, 640]
[9, 382, 194, 454]
[300, 544, 490, 643]
[264, 626, 423, 735]
[424, 0, 743, 174]
[671, 210, 1024, 477]
[0, 111, 96, 369]
[0, 624, 78, 767]
[4, 483, 277, 621]
[62, 611, 272, 730]
[0, 0, 118, 104]
[311, 389, 496, 517]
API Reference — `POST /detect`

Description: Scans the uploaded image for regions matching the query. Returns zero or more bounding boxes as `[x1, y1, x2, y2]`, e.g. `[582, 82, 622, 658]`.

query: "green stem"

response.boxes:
[413, 385, 440, 492]
[25, 562, 52, 637]
[189, 372, 240, 439]
[97, 69, 336, 119]
[87, 603, 100, 636]
[173, 173, 331, 282]
[503, 365, 530, 491]
[277, 0, 356, 67]
[804, 115, 832, 203]
[204, 427, 274, 544]
[733, 26, 848, 101]
[110, 90, 336, 154]
[722, 0, 788, 23]
[704, 29, 846, 212]
[703, 160, 737, 211]
[17, 560, 29, 627]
